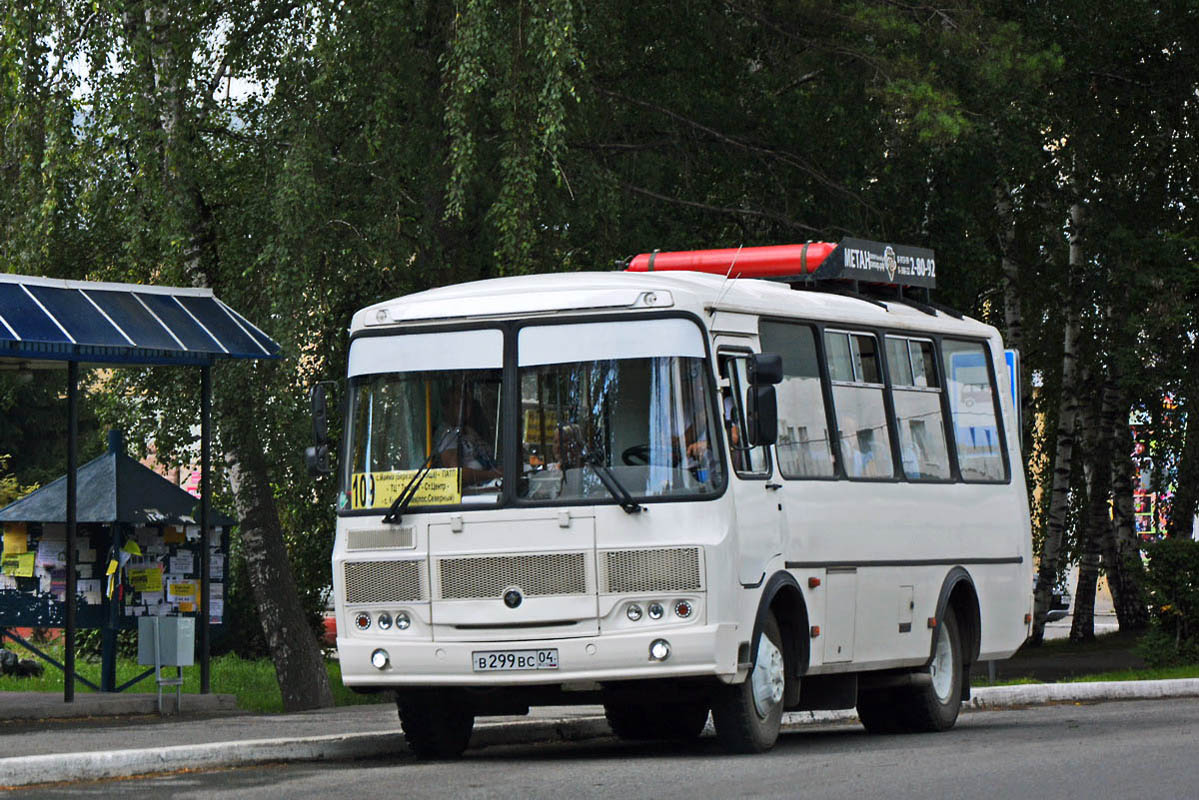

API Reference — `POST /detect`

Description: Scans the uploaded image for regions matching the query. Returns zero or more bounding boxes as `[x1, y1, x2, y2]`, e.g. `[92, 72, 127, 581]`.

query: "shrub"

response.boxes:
[1136, 538, 1199, 667]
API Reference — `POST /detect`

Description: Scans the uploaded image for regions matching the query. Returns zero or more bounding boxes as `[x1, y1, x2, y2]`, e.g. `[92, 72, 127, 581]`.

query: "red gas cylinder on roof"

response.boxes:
[626, 243, 837, 278]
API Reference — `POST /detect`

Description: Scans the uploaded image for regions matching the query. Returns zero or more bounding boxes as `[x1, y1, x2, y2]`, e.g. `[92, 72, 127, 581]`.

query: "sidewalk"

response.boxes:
[3, 679, 1199, 788]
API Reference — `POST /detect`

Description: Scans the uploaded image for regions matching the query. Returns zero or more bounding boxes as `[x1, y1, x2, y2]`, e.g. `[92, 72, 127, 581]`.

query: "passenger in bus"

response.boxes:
[434, 384, 502, 488]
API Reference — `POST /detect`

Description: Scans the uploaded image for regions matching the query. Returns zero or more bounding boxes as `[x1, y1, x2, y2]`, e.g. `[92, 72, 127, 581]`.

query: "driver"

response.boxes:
[434, 382, 502, 488]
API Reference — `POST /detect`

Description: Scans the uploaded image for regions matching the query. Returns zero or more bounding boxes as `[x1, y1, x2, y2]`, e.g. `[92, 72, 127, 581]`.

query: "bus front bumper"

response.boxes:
[338, 623, 740, 687]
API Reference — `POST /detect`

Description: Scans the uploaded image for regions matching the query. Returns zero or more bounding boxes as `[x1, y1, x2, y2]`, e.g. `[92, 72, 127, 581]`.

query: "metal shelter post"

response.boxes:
[65, 360, 78, 703]
[200, 365, 211, 693]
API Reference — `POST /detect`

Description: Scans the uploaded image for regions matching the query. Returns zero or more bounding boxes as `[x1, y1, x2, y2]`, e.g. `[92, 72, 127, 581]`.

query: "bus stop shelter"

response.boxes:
[0, 273, 279, 701]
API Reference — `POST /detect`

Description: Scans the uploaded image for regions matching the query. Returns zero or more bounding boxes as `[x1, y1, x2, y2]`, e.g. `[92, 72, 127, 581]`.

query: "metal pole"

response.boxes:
[200, 365, 211, 694]
[65, 360, 78, 703]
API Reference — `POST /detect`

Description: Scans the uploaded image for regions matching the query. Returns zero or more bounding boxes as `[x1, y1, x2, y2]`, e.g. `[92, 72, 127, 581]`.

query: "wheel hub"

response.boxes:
[930, 623, 954, 702]
[751, 635, 785, 718]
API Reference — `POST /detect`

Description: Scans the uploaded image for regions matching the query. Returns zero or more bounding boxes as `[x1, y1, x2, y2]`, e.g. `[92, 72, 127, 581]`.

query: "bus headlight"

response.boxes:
[371, 648, 390, 669]
[377, 612, 392, 630]
[674, 600, 693, 619]
[395, 611, 411, 630]
[648, 602, 664, 620]
[354, 612, 371, 631]
[649, 639, 671, 662]
[626, 604, 643, 621]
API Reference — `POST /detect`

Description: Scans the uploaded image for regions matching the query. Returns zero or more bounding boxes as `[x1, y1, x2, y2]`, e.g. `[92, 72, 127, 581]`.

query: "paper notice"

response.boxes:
[129, 566, 164, 592]
[167, 580, 196, 600]
[36, 538, 66, 566]
[169, 552, 194, 575]
[209, 554, 224, 579]
[179, 601, 196, 613]
[13, 552, 35, 578]
[140, 591, 164, 605]
[3, 528, 27, 554]
[209, 598, 224, 619]
[164, 526, 185, 544]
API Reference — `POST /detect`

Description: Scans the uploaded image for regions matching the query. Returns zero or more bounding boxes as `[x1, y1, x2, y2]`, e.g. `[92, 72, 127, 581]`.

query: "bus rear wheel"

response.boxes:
[604, 701, 710, 741]
[711, 612, 786, 753]
[397, 690, 476, 759]
[901, 607, 963, 732]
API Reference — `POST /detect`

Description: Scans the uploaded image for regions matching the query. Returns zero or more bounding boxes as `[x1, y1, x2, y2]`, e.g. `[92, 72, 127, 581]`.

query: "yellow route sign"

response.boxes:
[349, 469, 461, 510]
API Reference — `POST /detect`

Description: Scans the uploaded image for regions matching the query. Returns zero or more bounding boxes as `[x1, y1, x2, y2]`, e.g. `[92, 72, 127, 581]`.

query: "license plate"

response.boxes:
[472, 648, 559, 672]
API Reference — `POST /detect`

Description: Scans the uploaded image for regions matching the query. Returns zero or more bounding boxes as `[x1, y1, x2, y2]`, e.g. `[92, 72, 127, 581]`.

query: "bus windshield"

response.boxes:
[518, 354, 725, 503]
[339, 317, 725, 512]
[342, 368, 505, 511]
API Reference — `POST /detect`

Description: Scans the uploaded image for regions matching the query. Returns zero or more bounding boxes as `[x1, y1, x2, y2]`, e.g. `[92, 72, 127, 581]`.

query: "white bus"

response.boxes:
[310, 240, 1032, 757]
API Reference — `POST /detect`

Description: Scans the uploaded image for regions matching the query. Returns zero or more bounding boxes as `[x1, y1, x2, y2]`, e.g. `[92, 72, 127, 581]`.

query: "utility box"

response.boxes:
[138, 616, 195, 667]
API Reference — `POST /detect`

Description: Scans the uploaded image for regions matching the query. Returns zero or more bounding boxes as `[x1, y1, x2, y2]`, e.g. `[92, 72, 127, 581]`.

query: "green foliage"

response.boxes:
[0, 453, 37, 507]
[1137, 538, 1199, 666]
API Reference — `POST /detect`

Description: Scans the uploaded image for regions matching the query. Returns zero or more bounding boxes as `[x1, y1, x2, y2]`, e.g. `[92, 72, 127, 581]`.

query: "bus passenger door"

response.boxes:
[718, 347, 783, 586]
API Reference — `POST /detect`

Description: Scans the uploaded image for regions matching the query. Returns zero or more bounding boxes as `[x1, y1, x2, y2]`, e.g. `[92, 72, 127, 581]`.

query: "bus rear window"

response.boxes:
[942, 339, 1006, 482]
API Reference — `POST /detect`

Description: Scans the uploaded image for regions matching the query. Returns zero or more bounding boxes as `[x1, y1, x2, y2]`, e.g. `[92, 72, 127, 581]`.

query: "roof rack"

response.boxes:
[627, 238, 936, 290]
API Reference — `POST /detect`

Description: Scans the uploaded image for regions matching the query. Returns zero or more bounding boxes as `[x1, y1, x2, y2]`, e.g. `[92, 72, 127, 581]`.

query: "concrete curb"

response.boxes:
[966, 678, 1199, 708]
[3, 678, 1198, 788]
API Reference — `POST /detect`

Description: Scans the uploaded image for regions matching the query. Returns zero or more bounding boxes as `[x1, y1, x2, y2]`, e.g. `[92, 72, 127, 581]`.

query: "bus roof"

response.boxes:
[351, 271, 994, 340]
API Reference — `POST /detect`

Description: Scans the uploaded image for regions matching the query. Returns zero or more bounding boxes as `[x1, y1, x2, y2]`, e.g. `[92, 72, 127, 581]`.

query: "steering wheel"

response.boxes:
[622, 444, 651, 466]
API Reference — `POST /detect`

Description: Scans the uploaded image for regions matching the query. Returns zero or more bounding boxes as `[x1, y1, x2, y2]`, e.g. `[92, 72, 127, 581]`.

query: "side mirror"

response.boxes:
[305, 445, 330, 477]
[748, 353, 783, 386]
[747, 385, 778, 446]
[306, 384, 332, 477]
[311, 384, 329, 447]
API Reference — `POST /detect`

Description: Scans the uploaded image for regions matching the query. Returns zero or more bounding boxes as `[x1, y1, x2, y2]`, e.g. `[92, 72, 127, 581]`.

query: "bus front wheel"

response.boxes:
[711, 612, 785, 753]
[397, 690, 476, 759]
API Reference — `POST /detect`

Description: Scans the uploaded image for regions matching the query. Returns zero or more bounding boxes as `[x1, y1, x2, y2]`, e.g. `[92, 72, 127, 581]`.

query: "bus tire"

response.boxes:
[604, 701, 710, 741]
[712, 612, 785, 753]
[899, 607, 963, 732]
[397, 690, 475, 759]
[856, 688, 905, 734]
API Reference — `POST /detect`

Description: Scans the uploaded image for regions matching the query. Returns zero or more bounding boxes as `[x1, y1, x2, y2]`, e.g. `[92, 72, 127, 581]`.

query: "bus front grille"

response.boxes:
[436, 553, 589, 600]
[344, 559, 426, 604]
[600, 547, 703, 594]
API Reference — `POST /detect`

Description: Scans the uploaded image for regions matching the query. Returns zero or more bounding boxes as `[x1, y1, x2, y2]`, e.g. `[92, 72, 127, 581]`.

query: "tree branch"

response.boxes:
[596, 87, 879, 215]
[621, 182, 822, 234]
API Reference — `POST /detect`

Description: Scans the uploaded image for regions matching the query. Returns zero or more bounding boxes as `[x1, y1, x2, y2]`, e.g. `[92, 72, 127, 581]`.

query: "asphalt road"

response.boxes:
[16, 699, 1197, 800]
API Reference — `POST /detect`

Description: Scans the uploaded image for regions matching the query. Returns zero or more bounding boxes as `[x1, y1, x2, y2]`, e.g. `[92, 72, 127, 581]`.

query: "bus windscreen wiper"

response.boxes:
[382, 435, 454, 524]
[559, 425, 642, 514]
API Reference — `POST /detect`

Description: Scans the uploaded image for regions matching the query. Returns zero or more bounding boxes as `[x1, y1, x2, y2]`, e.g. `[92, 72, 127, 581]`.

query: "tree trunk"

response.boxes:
[220, 376, 335, 711]
[1167, 343, 1199, 539]
[136, 4, 334, 711]
[1030, 198, 1085, 645]
[995, 181, 1032, 450]
[1104, 394, 1149, 631]
[1071, 370, 1115, 642]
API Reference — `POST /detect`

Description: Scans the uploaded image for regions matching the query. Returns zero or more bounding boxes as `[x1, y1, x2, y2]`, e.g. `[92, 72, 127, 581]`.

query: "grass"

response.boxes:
[0, 643, 386, 713]
[973, 661, 1199, 687]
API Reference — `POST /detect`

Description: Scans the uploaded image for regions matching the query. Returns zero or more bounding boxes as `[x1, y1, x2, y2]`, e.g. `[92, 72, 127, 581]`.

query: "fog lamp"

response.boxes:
[626, 603, 643, 621]
[377, 612, 393, 630]
[648, 602, 664, 620]
[354, 612, 372, 631]
[649, 639, 671, 662]
[674, 600, 693, 619]
[395, 611, 411, 630]
[371, 648, 390, 669]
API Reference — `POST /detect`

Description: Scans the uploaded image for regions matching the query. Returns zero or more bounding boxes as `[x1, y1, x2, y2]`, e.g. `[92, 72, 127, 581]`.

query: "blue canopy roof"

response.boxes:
[0, 274, 279, 366]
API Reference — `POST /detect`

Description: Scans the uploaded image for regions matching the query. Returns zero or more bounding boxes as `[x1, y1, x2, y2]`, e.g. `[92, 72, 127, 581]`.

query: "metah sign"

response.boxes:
[812, 237, 937, 289]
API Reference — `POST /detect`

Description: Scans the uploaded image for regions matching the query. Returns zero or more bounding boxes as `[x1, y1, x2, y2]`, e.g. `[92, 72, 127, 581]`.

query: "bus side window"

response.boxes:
[759, 321, 835, 478]
[720, 354, 770, 476]
[825, 330, 895, 479]
[886, 336, 951, 481]
[942, 339, 1007, 481]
